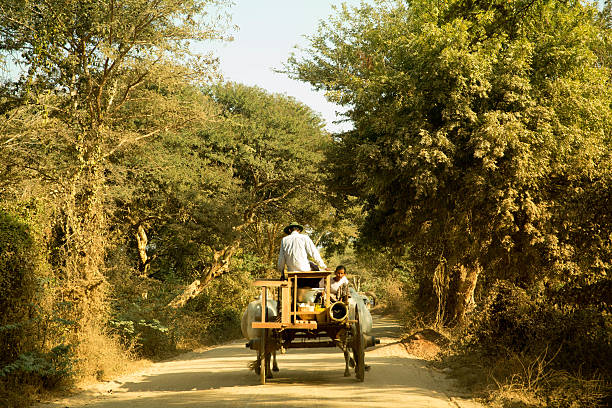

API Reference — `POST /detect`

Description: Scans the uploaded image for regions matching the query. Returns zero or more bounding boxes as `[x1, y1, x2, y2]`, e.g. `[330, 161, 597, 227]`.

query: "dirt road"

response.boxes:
[37, 315, 482, 407]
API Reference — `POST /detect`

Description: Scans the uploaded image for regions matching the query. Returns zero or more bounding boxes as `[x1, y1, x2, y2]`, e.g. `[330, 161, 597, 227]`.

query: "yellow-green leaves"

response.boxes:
[290, 0, 611, 299]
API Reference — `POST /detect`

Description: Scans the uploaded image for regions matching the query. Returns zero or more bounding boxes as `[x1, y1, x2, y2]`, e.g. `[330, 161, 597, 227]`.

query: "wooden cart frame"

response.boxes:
[250, 271, 373, 384]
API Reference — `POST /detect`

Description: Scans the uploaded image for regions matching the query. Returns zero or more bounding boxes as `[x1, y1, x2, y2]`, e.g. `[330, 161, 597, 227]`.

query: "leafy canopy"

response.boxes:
[288, 0, 611, 290]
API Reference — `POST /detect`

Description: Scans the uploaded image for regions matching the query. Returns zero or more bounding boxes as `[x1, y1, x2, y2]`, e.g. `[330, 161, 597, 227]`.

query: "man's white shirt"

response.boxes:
[277, 231, 327, 273]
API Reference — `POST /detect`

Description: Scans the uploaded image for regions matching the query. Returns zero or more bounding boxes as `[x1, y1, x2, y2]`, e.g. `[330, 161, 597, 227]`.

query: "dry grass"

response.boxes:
[488, 389, 542, 408]
[172, 313, 212, 350]
[0, 327, 145, 408]
[488, 374, 608, 408]
[489, 347, 561, 394]
[438, 346, 610, 408]
[485, 348, 608, 407]
[74, 325, 143, 385]
[380, 277, 412, 315]
[536, 371, 608, 408]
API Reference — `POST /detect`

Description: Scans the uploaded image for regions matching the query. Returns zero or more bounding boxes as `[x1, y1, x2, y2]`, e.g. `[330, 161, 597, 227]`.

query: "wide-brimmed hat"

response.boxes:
[283, 222, 303, 235]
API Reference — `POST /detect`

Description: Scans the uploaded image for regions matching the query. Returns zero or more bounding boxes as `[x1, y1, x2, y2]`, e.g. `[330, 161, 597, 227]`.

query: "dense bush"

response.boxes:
[180, 266, 256, 343]
[0, 345, 74, 388]
[0, 209, 81, 405]
[458, 280, 612, 406]
[107, 263, 257, 357]
[110, 311, 174, 358]
[0, 211, 37, 366]
[468, 281, 611, 375]
[107, 274, 177, 358]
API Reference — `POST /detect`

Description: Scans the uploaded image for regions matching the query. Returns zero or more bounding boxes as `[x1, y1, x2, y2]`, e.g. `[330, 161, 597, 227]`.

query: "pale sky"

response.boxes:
[0, 1, 367, 133]
[204, 1, 369, 133]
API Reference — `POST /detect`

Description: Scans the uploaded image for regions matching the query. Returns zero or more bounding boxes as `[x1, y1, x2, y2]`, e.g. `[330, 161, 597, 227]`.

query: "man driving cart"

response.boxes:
[242, 221, 378, 384]
[277, 221, 330, 280]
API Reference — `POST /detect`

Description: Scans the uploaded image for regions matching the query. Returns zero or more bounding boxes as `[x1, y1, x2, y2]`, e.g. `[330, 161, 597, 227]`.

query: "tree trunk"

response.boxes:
[135, 224, 149, 275]
[59, 146, 108, 332]
[445, 262, 480, 327]
[167, 242, 239, 308]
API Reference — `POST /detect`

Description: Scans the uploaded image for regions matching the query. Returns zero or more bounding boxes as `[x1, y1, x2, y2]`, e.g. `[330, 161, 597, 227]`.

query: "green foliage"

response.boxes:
[0, 204, 81, 404]
[0, 0, 232, 312]
[0, 0, 233, 400]
[106, 275, 177, 357]
[459, 280, 611, 406]
[109, 314, 173, 358]
[290, 0, 611, 319]
[468, 281, 611, 375]
[106, 262, 256, 355]
[0, 345, 74, 388]
[0, 211, 35, 282]
[109, 82, 329, 283]
[290, 1, 611, 401]
[0, 211, 37, 365]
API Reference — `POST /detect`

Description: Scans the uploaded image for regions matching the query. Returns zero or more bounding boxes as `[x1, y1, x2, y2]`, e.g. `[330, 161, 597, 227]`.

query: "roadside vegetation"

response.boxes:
[1, 1, 610, 407]
[288, 0, 611, 406]
[0, 0, 332, 405]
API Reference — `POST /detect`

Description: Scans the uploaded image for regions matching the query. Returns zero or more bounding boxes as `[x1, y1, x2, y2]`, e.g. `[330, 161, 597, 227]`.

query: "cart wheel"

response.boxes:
[354, 316, 365, 382]
[259, 328, 267, 385]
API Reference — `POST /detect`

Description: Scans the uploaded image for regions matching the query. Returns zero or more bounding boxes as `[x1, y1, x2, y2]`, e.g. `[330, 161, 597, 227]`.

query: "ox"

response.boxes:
[241, 297, 278, 378]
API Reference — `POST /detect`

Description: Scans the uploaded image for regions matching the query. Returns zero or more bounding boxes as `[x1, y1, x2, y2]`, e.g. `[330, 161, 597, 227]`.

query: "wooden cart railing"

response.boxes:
[252, 271, 332, 330]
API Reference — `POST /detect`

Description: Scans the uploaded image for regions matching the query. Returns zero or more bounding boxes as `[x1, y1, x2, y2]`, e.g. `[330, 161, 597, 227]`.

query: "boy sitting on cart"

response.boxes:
[319, 265, 350, 303]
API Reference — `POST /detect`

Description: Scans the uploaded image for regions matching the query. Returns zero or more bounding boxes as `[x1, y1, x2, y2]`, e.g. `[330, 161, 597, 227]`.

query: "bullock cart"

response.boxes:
[243, 271, 379, 384]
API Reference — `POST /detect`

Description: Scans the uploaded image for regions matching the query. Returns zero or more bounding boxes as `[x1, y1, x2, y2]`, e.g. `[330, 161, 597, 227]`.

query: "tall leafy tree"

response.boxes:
[0, 0, 229, 328]
[114, 83, 331, 307]
[288, 0, 611, 325]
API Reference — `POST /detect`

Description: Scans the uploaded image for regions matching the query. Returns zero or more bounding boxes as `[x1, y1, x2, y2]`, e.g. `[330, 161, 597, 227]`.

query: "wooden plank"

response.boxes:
[325, 275, 331, 307]
[261, 286, 267, 323]
[293, 275, 298, 323]
[252, 322, 318, 329]
[253, 280, 290, 287]
[286, 271, 332, 279]
[291, 322, 318, 329]
[281, 286, 290, 324]
[252, 322, 283, 329]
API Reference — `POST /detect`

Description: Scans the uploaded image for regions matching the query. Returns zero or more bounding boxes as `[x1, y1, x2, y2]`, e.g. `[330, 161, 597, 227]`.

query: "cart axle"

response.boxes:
[286, 340, 336, 349]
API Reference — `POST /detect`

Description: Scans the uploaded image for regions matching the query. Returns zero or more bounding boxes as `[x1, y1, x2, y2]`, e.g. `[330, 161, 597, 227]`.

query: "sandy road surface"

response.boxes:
[37, 315, 482, 407]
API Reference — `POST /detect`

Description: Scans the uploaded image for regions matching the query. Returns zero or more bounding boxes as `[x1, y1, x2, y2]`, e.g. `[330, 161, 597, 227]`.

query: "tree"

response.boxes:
[110, 82, 331, 307]
[0, 0, 229, 331]
[288, 0, 611, 325]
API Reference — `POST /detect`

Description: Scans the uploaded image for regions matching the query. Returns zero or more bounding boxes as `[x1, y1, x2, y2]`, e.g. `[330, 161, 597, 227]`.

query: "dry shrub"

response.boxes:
[379, 275, 417, 317]
[376, 273, 434, 334]
[177, 268, 256, 346]
[0, 383, 39, 408]
[106, 265, 256, 357]
[380, 276, 406, 312]
[488, 389, 542, 408]
[489, 347, 562, 394]
[487, 357, 608, 408]
[542, 371, 609, 408]
[447, 280, 611, 407]
[74, 325, 136, 384]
